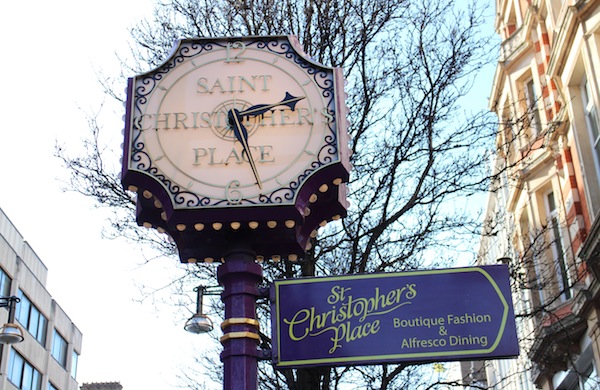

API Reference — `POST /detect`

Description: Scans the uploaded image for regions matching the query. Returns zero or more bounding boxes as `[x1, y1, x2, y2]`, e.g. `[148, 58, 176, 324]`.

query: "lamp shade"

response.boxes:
[184, 313, 213, 334]
[0, 323, 24, 344]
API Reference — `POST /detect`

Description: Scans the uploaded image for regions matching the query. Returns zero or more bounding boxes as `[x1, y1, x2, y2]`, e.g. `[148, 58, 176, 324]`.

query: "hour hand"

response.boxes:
[227, 109, 262, 189]
[238, 92, 305, 119]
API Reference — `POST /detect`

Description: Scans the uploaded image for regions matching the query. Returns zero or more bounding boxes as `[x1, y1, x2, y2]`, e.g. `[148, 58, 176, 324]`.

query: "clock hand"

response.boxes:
[238, 92, 305, 119]
[227, 109, 263, 189]
[225, 93, 304, 190]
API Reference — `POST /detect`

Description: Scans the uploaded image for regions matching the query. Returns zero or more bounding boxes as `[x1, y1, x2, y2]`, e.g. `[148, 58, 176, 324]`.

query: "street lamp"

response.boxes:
[184, 286, 214, 334]
[0, 296, 24, 344]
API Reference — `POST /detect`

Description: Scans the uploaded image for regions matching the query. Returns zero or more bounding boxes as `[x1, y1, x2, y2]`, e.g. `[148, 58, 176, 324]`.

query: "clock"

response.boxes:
[125, 36, 345, 209]
[122, 36, 350, 262]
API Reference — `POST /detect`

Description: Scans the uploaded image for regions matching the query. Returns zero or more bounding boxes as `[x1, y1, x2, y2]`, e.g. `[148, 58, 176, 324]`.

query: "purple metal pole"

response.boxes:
[218, 247, 263, 390]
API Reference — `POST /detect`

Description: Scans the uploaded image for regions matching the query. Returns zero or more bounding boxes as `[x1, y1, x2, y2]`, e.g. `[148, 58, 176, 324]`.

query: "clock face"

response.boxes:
[127, 37, 340, 209]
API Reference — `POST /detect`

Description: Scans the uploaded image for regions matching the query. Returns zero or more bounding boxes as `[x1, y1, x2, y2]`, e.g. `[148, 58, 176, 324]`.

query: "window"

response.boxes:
[519, 213, 545, 307]
[546, 191, 571, 300]
[51, 329, 68, 367]
[581, 361, 598, 390]
[8, 350, 42, 390]
[582, 78, 600, 170]
[71, 350, 79, 378]
[504, 5, 518, 38]
[15, 291, 47, 345]
[0, 267, 11, 297]
[563, 349, 599, 390]
[525, 79, 542, 136]
[502, 109, 518, 164]
[48, 383, 58, 390]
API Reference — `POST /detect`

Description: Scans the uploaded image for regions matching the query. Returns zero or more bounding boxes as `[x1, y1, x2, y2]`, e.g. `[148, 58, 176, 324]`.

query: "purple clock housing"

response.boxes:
[121, 36, 351, 263]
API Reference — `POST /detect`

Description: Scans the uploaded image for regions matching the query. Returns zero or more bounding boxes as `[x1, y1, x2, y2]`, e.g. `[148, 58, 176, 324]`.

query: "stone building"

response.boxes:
[0, 208, 82, 390]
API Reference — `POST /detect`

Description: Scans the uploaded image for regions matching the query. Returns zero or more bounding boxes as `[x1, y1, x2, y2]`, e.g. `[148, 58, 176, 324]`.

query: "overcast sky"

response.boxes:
[0, 2, 217, 389]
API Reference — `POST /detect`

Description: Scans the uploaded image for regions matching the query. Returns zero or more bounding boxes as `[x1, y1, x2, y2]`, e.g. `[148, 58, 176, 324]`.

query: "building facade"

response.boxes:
[0, 208, 82, 390]
[475, 0, 600, 388]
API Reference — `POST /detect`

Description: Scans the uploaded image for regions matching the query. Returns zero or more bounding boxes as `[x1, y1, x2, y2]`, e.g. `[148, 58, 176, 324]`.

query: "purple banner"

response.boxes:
[271, 265, 518, 368]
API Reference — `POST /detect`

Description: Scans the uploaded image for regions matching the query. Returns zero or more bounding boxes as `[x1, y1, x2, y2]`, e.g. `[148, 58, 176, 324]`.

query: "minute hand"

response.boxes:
[238, 92, 305, 118]
[228, 109, 263, 189]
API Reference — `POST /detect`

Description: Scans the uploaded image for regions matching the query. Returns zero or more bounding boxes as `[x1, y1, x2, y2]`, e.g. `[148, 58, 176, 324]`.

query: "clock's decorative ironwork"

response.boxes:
[122, 36, 350, 263]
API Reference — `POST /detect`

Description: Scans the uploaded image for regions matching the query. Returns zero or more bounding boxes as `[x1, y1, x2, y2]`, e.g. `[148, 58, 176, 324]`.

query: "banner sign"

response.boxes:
[271, 265, 518, 368]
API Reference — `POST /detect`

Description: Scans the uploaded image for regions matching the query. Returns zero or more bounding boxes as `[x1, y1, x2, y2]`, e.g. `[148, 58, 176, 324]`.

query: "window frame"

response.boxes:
[8, 350, 42, 390]
[544, 190, 571, 301]
[581, 77, 600, 178]
[519, 212, 545, 307]
[15, 290, 48, 345]
[71, 349, 79, 379]
[580, 361, 598, 390]
[0, 267, 11, 297]
[524, 78, 542, 137]
[51, 329, 68, 368]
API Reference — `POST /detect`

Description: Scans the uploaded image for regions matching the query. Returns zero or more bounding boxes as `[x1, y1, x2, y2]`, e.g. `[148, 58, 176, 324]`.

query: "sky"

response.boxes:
[0, 2, 497, 390]
[0, 2, 213, 389]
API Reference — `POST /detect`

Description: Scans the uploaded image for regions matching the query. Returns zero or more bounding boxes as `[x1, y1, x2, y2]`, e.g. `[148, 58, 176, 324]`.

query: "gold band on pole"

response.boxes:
[220, 331, 260, 344]
[221, 317, 260, 330]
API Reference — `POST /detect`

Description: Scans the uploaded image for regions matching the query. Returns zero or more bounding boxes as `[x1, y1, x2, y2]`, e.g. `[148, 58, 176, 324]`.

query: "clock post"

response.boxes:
[121, 36, 350, 389]
[218, 247, 263, 390]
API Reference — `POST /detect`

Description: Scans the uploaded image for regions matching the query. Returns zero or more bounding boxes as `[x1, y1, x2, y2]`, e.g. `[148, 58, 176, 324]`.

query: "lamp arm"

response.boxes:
[196, 287, 204, 315]
[7, 297, 18, 323]
[0, 296, 20, 323]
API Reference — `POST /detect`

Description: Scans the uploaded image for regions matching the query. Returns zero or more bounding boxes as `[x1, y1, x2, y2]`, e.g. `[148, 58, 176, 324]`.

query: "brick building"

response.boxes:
[475, 0, 600, 388]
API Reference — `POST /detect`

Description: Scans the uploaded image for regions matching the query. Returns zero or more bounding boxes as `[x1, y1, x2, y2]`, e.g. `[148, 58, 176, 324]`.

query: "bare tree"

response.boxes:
[56, 0, 504, 388]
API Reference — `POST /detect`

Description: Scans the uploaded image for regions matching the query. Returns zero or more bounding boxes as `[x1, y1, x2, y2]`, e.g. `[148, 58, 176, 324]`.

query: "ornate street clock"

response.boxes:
[122, 36, 350, 263]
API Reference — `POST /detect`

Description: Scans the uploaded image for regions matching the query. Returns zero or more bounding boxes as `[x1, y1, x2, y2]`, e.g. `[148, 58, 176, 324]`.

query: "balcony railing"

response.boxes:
[499, 24, 528, 63]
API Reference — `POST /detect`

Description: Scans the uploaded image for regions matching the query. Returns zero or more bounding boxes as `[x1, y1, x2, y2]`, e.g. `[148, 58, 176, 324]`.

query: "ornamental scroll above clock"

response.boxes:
[121, 36, 350, 263]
